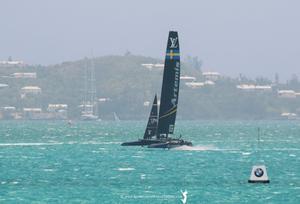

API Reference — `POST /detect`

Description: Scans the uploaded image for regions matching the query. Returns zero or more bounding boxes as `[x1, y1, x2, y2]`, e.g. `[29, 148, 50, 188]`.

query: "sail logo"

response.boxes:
[181, 190, 188, 204]
[170, 37, 178, 48]
[172, 62, 180, 106]
[150, 118, 157, 124]
[166, 49, 180, 60]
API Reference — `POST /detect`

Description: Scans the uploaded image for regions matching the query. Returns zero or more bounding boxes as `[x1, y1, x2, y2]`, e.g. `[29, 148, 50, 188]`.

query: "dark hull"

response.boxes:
[148, 139, 192, 149]
[248, 180, 270, 183]
[121, 139, 162, 146]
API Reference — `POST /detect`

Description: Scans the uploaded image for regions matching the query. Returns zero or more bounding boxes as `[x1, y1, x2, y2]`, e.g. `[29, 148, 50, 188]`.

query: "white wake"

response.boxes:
[172, 145, 217, 151]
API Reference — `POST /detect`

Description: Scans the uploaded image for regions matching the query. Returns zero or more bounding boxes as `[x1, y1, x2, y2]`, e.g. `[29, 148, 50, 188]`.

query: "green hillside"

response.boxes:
[0, 55, 300, 120]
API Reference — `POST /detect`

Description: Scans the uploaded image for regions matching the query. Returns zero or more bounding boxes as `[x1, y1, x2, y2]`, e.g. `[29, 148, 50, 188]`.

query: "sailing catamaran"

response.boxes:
[121, 31, 192, 148]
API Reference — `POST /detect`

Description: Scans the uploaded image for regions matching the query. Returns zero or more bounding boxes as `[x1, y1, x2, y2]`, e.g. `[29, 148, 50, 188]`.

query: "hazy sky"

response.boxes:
[1, 0, 300, 80]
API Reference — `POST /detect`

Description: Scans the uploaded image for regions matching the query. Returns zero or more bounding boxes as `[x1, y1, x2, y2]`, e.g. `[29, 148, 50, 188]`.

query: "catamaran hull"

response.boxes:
[147, 139, 192, 149]
[121, 139, 162, 146]
[122, 138, 192, 148]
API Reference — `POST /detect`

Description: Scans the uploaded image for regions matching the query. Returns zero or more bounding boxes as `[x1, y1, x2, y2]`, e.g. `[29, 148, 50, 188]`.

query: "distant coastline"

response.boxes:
[1, 55, 300, 120]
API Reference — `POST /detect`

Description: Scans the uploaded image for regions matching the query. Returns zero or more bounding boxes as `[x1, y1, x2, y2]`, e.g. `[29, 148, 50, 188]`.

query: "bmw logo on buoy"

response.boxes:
[254, 168, 264, 177]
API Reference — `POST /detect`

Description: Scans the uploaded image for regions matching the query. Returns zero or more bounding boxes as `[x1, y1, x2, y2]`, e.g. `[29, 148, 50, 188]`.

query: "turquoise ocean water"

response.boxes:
[0, 120, 299, 203]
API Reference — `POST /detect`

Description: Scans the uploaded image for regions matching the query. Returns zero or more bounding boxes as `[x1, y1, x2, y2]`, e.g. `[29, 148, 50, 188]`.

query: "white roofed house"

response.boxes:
[47, 104, 68, 111]
[202, 71, 220, 81]
[281, 112, 298, 120]
[184, 79, 215, 89]
[22, 108, 63, 120]
[0, 83, 9, 89]
[98, 98, 111, 102]
[47, 104, 68, 120]
[181, 75, 208, 89]
[0, 106, 17, 120]
[23, 108, 42, 112]
[180, 75, 196, 82]
[0, 59, 25, 67]
[237, 84, 272, 92]
[255, 85, 272, 92]
[236, 84, 256, 91]
[12, 72, 37, 79]
[143, 101, 150, 107]
[204, 80, 215, 86]
[21, 86, 41, 94]
[21, 86, 41, 98]
[185, 82, 204, 89]
[22, 108, 43, 120]
[277, 90, 297, 98]
[20, 86, 43, 117]
[141, 63, 164, 70]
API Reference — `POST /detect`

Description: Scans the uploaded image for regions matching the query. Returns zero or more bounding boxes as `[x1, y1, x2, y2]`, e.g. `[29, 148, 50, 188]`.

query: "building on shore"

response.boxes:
[141, 63, 164, 70]
[23, 108, 42, 120]
[204, 80, 215, 86]
[0, 84, 9, 89]
[185, 82, 204, 88]
[143, 101, 150, 107]
[237, 84, 272, 92]
[21, 86, 41, 98]
[202, 71, 220, 81]
[277, 90, 297, 98]
[180, 75, 196, 82]
[12, 72, 37, 79]
[0, 106, 17, 119]
[0, 60, 25, 67]
[47, 104, 68, 120]
[281, 112, 298, 120]
[23, 106, 68, 120]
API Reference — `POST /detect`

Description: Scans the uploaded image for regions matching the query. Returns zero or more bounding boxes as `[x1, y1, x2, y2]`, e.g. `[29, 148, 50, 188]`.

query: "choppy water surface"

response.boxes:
[0, 120, 299, 203]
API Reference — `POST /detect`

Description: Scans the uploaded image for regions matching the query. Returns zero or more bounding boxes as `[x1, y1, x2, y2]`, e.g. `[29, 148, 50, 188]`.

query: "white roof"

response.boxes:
[79, 104, 93, 108]
[202, 71, 220, 76]
[0, 60, 24, 65]
[237, 84, 272, 90]
[0, 83, 9, 88]
[278, 90, 295, 94]
[281, 112, 297, 116]
[1, 106, 16, 110]
[255, 85, 272, 89]
[48, 104, 68, 108]
[204, 80, 215, 85]
[23, 108, 42, 112]
[143, 101, 150, 106]
[21, 86, 41, 90]
[98, 98, 111, 102]
[237, 84, 256, 90]
[180, 75, 196, 81]
[12, 72, 37, 78]
[154, 63, 164, 68]
[185, 82, 204, 88]
[141, 63, 164, 69]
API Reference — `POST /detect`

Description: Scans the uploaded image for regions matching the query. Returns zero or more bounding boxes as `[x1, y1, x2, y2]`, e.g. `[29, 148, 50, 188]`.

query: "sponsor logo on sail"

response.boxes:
[170, 37, 178, 48]
[172, 61, 180, 106]
[150, 118, 157, 124]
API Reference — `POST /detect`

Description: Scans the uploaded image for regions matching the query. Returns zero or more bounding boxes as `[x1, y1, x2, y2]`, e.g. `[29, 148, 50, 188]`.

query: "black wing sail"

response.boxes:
[143, 94, 158, 139]
[157, 31, 180, 138]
